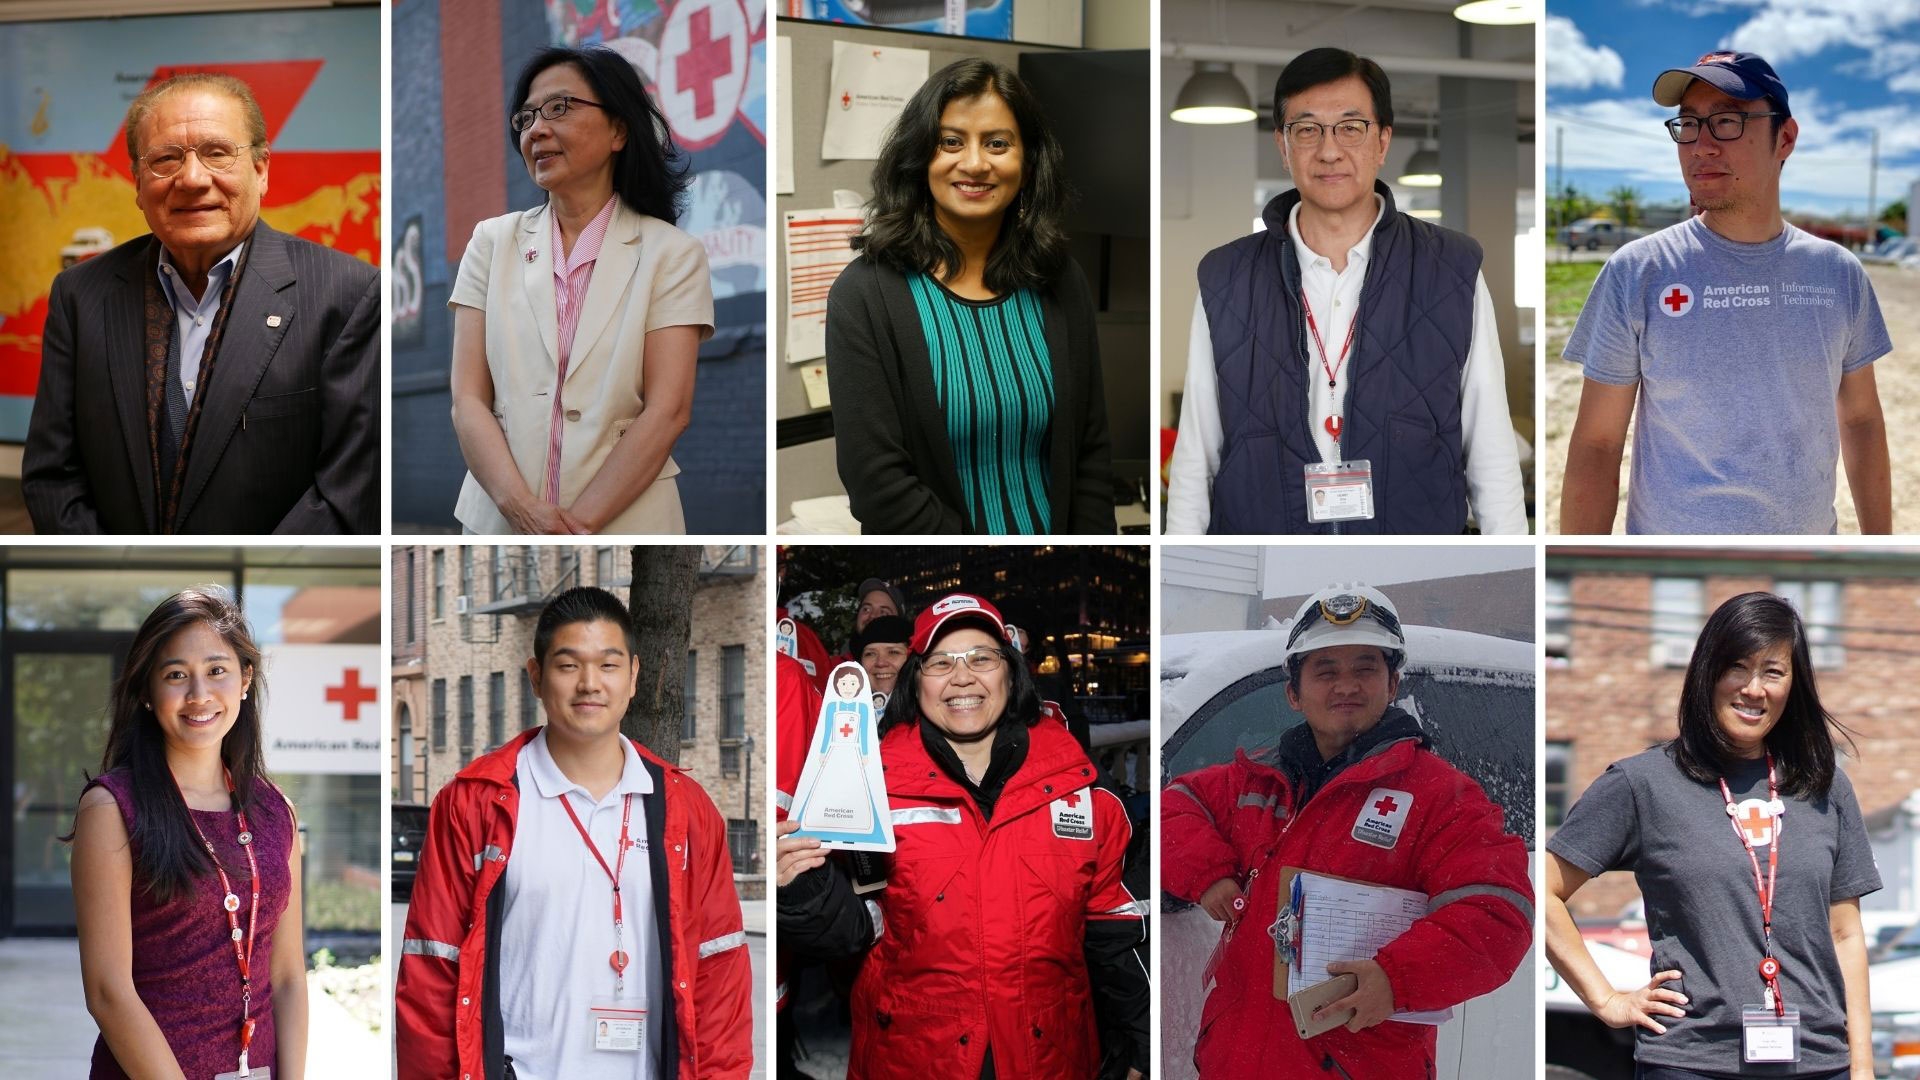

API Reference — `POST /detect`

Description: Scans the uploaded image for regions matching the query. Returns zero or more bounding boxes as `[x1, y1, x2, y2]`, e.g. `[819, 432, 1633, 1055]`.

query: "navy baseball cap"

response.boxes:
[1652, 52, 1790, 116]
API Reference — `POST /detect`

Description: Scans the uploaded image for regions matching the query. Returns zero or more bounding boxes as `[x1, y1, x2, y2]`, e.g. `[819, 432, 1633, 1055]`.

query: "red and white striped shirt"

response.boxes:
[544, 195, 620, 504]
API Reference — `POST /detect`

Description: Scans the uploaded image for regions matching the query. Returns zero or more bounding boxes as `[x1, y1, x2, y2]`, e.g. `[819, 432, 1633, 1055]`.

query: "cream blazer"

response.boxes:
[449, 200, 714, 534]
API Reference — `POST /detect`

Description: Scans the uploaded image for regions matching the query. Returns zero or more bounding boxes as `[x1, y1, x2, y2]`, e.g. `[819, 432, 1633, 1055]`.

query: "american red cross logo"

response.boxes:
[1739, 803, 1774, 845]
[838, 723, 853, 738]
[325, 668, 376, 721]
[1664, 288, 1688, 311]
[1063, 793, 1082, 808]
[1659, 283, 1694, 317]
[841, 90, 852, 110]
[1374, 795, 1398, 815]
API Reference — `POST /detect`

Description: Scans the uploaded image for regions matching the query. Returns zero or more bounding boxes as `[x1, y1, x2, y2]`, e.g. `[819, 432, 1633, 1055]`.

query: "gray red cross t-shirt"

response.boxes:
[1563, 216, 1891, 534]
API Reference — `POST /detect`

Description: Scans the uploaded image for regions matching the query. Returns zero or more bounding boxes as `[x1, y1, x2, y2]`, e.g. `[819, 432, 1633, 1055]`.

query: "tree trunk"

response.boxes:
[624, 545, 701, 765]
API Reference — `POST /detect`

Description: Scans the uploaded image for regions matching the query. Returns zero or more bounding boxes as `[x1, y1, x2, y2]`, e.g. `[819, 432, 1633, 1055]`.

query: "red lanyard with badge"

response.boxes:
[1719, 753, 1799, 1064]
[1298, 288, 1375, 525]
[181, 768, 268, 1080]
[560, 792, 648, 1056]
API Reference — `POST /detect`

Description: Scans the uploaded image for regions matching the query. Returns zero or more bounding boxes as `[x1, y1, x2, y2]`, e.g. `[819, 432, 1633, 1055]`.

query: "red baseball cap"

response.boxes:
[909, 593, 1009, 653]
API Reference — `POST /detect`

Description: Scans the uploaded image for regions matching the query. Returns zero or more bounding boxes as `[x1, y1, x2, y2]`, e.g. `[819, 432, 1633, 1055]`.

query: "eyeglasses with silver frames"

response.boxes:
[920, 647, 1008, 678]
[1282, 119, 1377, 149]
[140, 140, 256, 178]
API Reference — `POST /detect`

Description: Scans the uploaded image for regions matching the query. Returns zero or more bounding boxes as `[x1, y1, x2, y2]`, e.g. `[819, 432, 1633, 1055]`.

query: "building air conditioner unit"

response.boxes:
[455, 595, 470, 615]
[1652, 638, 1693, 668]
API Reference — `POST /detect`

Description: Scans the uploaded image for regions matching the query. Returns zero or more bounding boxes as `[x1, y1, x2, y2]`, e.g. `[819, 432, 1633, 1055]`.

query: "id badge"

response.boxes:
[1741, 1005, 1800, 1063]
[590, 1001, 646, 1052]
[1304, 461, 1375, 523]
[214, 1068, 270, 1080]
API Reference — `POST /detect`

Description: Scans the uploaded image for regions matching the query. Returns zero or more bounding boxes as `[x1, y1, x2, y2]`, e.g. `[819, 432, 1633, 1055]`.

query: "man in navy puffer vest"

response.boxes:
[1165, 48, 1527, 535]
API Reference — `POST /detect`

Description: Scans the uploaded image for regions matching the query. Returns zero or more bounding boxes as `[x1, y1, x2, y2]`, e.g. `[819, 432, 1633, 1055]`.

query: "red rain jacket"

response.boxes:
[848, 719, 1147, 1079]
[1163, 733, 1532, 1079]
[395, 730, 753, 1080]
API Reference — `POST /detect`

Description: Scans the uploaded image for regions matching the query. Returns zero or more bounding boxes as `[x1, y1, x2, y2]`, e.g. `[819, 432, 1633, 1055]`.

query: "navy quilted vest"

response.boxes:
[1197, 182, 1482, 534]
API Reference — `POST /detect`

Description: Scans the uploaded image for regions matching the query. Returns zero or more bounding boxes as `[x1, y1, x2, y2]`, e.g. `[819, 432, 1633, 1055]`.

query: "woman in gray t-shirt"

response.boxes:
[1546, 592, 1879, 1080]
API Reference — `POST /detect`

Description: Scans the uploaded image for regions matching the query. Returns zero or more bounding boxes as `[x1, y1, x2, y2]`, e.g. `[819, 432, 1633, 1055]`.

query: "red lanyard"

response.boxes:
[1718, 753, 1787, 1015]
[180, 768, 262, 1072]
[560, 792, 635, 996]
[1300, 288, 1357, 444]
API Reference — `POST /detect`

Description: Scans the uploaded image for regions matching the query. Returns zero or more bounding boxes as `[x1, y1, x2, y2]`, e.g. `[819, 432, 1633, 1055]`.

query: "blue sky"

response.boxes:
[1547, 0, 1920, 219]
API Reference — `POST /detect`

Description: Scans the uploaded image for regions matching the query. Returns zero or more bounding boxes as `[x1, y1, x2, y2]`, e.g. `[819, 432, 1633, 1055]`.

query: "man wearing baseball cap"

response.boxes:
[1161, 584, 1531, 1077]
[1560, 51, 1892, 535]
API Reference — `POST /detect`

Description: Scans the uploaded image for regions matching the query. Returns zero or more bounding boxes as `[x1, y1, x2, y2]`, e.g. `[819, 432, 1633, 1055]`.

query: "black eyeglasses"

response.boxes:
[1664, 111, 1784, 144]
[511, 95, 605, 133]
[1286, 594, 1403, 650]
[1282, 119, 1377, 149]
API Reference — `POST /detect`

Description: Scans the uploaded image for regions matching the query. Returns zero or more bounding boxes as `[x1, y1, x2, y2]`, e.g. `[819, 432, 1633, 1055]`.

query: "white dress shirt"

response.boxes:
[500, 728, 663, 1079]
[1165, 196, 1528, 535]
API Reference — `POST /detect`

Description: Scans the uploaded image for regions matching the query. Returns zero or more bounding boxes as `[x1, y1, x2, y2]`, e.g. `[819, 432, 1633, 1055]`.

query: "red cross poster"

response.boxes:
[821, 39, 929, 160]
[261, 643, 382, 775]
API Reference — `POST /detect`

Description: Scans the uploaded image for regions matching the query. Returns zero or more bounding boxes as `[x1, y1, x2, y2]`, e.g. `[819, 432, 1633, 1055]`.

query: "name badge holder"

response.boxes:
[589, 1002, 647, 1054]
[1304, 461, 1375, 523]
[1742, 1004, 1800, 1063]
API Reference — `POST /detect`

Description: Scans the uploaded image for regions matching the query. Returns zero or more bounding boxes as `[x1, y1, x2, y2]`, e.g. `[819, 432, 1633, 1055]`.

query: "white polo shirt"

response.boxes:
[500, 728, 662, 1079]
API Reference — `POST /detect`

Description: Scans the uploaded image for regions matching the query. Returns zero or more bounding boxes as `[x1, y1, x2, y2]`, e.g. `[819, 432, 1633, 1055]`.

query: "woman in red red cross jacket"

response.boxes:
[777, 593, 1149, 1078]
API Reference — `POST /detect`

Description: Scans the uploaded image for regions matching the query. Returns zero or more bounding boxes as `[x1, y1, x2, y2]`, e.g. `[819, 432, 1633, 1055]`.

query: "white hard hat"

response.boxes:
[1283, 583, 1407, 671]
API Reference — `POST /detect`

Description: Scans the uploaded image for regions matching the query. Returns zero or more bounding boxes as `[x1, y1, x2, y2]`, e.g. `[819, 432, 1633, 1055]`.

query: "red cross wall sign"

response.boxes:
[1659, 282, 1694, 317]
[260, 644, 381, 775]
[325, 668, 377, 721]
[659, 0, 750, 151]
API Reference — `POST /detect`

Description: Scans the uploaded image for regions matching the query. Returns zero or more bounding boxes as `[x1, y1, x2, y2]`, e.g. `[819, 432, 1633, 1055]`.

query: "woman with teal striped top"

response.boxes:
[826, 58, 1115, 535]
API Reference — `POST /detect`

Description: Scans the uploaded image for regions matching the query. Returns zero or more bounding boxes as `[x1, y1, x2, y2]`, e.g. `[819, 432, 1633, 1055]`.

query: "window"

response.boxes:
[683, 650, 698, 742]
[521, 668, 539, 730]
[489, 671, 506, 748]
[721, 645, 745, 741]
[597, 546, 615, 585]
[1774, 580, 1845, 667]
[1545, 575, 1571, 665]
[1650, 577, 1704, 668]
[459, 547, 472, 615]
[398, 704, 415, 802]
[491, 548, 507, 601]
[432, 550, 445, 620]
[431, 679, 447, 752]
[1545, 741, 1571, 830]
[458, 675, 474, 758]
[721, 743, 741, 778]
[403, 549, 417, 644]
[726, 818, 760, 874]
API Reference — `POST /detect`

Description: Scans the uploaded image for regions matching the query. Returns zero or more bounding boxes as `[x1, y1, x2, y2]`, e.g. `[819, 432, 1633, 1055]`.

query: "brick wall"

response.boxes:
[1547, 565, 1920, 917]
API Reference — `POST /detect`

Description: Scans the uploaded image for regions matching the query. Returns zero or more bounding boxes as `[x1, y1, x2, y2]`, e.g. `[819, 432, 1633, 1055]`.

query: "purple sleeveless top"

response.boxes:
[85, 768, 295, 1079]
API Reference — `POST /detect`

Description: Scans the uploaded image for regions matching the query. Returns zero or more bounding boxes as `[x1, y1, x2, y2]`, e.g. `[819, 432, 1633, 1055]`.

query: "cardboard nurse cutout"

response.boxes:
[787, 661, 895, 851]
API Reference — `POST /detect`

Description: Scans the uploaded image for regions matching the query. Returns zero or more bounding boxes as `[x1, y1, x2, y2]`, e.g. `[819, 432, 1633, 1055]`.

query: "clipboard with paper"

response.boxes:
[1270, 867, 1453, 1032]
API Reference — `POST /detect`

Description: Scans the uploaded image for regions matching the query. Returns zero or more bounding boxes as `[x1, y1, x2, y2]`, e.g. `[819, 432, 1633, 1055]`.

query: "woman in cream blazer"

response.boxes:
[449, 44, 713, 535]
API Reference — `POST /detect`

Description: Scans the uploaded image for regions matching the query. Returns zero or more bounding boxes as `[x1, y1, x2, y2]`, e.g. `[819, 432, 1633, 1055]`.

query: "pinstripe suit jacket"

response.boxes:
[24, 223, 380, 534]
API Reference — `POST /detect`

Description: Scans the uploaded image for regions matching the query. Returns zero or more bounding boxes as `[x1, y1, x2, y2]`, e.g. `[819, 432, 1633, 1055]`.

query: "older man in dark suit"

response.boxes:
[25, 72, 378, 534]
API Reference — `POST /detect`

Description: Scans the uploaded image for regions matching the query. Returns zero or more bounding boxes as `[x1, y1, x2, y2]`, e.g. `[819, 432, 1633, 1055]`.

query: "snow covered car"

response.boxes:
[1159, 625, 1536, 1080]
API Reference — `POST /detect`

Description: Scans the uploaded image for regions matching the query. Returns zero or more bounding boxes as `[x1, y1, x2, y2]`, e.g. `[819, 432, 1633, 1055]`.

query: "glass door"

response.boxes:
[10, 642, 125, 933]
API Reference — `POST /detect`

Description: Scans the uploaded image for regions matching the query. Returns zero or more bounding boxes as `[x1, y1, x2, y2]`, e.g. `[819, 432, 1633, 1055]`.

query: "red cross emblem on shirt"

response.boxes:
[1739, 803, 1774, 845]
[1374, 795, 1398, 816]
[1062, 792, 1082, 808]
[1659, 283, 1694, 317]
[325, 668, 376, 721]
[838, 723, 853, 738]
[1664, 287, 1689, 312]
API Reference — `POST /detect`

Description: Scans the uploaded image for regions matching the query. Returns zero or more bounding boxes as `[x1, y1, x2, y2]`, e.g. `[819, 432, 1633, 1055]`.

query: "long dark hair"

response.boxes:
[509, 45, 690, 224]
[853, 57, 1069, 293]
[880, 626, 1043, 736]
[1671, 591, 1851, 799]
[91, 587, 268, 903]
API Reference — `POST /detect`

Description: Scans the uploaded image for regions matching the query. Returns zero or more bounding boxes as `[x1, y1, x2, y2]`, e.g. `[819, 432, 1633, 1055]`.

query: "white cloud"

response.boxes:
[1721, 0, 1920, 64]
[1547, 15, 1627, 89]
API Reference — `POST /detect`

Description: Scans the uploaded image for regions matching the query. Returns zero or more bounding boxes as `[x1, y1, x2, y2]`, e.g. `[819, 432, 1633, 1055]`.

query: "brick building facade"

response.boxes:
[389, 544, 768, 878]
[1546, 547, 1920, 918]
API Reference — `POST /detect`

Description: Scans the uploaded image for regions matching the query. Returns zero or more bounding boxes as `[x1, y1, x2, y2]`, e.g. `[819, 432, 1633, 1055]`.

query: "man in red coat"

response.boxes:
[1162, 583, 1532, 1078]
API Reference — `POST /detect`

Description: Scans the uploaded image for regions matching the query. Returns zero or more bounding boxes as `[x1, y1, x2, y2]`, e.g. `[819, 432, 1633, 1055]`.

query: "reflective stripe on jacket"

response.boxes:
[395, 728, 753, 1080]
[1163, 738, 1531, 1078]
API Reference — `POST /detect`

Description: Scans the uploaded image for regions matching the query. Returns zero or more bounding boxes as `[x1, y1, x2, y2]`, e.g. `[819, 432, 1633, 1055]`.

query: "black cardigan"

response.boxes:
[824, 255, 1116, 534]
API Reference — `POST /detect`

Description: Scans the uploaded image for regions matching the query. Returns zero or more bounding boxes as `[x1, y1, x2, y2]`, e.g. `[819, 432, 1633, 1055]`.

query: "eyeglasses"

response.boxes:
[512, 95, 605, 133]
[140, 140, 255, 178]
[1664, 111, 1784, 144]
[1282, 119, 1377, 149]
[920, 646, 1007, 678]
[1286, 594, 1403, 650]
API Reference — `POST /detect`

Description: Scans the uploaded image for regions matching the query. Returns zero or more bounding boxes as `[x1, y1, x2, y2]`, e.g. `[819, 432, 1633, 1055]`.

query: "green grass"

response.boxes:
[1546, 261, 1604, 321]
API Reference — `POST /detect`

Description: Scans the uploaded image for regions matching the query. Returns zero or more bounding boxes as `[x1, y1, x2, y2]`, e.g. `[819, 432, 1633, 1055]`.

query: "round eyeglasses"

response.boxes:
[1664, 111, 1784, 144]
[1282, 119, 1377, 149]
[920, 647, 1007, 678]
[141, 140, 255, 178]
[512, 95, 606, 133]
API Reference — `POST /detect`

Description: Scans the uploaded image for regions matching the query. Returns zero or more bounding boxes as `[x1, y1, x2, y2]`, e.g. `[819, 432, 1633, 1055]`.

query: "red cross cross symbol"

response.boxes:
[1374, 795, 1398, 816]
[1664, 287, 1690, 312]
[838, 723, 853, 738]
[325, 668, 376, 721]
[1062, 792, 1082, 808]
[680, 7, 735, 121]
[1738, 804, 1773, 844]
[841, 90, 852, 109]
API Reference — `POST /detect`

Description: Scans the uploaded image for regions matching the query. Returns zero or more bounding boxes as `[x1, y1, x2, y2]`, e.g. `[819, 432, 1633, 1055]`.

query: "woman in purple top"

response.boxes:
[68, 587, 306, 1079]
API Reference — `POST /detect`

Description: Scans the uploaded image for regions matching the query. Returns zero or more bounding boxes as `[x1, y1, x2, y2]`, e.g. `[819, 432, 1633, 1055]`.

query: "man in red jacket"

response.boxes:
[1163, 583, 1532, 1079]
[396, 586, 752, 1080]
